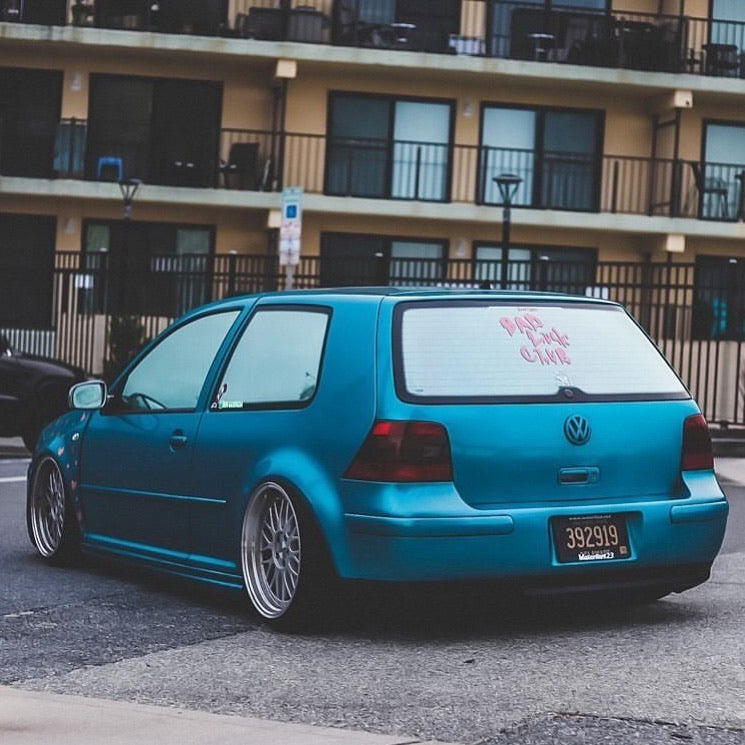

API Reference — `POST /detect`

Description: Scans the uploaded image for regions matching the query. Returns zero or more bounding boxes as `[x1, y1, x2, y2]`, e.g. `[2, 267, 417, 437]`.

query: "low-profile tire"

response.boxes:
[240, 481, 336, 631]
[27, 456, 80, 565]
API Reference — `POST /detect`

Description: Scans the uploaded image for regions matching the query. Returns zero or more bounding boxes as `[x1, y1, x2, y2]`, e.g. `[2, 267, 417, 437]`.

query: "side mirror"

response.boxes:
[69, 380, 108, 411]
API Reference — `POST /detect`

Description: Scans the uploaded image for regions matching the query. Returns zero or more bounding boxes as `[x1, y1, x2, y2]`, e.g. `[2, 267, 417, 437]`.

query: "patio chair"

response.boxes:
[220, 142, 260, 190]
[689, 162, 730, 219]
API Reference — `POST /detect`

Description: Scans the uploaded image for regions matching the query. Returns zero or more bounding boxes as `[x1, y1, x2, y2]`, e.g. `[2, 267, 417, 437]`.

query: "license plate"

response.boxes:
[552, 514, 631, 563]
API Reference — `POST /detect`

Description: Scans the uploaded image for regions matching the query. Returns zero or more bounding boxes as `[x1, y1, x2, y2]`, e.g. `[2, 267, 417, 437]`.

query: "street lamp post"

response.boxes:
[117, 179, 141, 312]
[493, 173, 522, 290]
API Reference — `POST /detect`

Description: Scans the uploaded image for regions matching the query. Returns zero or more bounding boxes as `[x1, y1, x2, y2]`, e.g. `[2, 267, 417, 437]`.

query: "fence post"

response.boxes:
[414, 145, 422, 200]
[611, 160, 619, 214]
[227, 252, 237, 298]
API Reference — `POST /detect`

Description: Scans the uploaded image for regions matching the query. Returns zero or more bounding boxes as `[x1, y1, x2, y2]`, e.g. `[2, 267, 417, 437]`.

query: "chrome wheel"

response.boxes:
[30, 458, 66, 558]
[242, 482, 302, 619]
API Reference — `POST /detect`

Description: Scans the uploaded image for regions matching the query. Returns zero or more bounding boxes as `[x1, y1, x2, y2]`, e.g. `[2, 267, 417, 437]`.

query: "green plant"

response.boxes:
[103, 315, 147, 384]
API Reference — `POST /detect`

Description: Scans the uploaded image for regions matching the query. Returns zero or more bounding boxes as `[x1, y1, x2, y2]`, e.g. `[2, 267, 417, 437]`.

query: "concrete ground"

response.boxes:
[0, 457, 743, 745]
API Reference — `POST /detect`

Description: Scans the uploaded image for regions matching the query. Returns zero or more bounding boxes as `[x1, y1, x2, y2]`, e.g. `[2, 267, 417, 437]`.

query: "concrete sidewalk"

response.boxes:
[0, 686, 451, 745]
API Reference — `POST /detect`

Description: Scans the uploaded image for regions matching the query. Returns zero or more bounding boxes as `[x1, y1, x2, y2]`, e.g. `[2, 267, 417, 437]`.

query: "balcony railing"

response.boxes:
[5, 0, 745, 82]
[32, 118, 745, 222]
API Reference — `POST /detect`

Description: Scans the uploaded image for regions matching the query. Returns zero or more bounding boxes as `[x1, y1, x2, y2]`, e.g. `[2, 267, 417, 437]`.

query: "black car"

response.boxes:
[0, 334, 86, 452]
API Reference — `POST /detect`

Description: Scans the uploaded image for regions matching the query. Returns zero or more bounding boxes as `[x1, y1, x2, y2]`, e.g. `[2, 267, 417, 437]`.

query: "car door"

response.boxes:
[78, 309, 241, 560]
[186, 304, 332, 572]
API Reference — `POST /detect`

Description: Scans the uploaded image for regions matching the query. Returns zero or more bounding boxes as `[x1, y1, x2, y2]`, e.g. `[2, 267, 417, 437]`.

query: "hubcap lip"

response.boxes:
[241, 482, 301, 619]
[30, 457, 66, 558]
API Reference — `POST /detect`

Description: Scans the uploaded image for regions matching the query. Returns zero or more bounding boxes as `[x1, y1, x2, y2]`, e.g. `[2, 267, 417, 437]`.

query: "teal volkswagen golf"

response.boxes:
[27, 290, 729, 627]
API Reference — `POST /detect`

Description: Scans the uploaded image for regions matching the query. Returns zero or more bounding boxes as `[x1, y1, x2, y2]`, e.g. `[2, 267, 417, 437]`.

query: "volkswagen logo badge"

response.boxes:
[564, 415, 591, 446]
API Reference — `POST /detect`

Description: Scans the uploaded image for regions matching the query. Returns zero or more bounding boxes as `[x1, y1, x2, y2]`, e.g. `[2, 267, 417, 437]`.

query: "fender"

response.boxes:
[244, 448, 351, 575]
[28, 409, 94, 541]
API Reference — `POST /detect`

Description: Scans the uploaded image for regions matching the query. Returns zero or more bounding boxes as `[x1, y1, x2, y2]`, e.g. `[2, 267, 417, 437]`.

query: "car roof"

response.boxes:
[186, 287, 620, 318]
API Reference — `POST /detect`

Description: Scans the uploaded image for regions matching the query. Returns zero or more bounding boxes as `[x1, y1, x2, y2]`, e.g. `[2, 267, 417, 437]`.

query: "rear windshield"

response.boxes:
[395, 302, 688, 402]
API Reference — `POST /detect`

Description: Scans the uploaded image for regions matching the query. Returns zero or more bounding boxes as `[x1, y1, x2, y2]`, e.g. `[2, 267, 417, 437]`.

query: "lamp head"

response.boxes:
[493, 173, 522, 204]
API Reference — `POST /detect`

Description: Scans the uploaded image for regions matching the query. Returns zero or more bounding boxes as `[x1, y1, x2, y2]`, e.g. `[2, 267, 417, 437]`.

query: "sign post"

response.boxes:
[280, 187, 302, 291]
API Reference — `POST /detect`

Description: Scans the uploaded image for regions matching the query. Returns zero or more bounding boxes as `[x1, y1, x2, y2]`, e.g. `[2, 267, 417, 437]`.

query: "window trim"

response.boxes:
[471, 241, 598, 289]
[207, 303, 333, 413]
[391, 299, 690, 405]
[320, 231, 449, 285]
[477, 102, 605, 211]
[324, 90, 457, 203]
[86, 72, 224, 187]
[105, 306, 244, 416]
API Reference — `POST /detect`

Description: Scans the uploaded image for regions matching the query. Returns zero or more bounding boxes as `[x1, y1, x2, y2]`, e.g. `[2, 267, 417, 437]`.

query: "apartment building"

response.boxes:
[2, 0, 745, 422]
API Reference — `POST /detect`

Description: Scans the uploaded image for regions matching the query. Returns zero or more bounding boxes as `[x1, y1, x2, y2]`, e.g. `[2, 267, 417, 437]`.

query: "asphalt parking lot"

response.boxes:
[1, 457, 744, 745]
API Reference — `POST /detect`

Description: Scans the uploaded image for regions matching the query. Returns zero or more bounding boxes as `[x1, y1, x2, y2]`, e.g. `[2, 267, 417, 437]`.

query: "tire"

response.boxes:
[240, 481, 336, 630]
[27, 456, 81, 565]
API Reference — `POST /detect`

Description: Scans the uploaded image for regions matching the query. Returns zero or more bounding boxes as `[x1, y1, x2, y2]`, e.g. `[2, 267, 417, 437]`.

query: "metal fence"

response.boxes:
[47, 120, 745, 221]
[6, 0, 745, 82]
[3, 252, 745, 429]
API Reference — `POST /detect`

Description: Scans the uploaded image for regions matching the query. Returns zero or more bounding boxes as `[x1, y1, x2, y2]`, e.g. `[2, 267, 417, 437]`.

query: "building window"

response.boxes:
[320, 233, 447, 287]
[325, 93, 453, 202]
[86, 75, 222, 188]
[474, 243, 597, 293]
[488, 0, 609, 60]
[0, 68, 62, 178]
[0, 214, 57, 329]
[334, 0, 461, 53]
[82, 220, 215, 317]
[710, 1, 745, 56]
[692, 256, 745, 340]
[480, 105, 602, 211]
[699, 123, 745, 220]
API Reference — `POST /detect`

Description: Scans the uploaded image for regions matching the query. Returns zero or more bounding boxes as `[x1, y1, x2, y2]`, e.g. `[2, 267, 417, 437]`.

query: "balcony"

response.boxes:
[38, 118, 745, 225]
[3, 0, 745, 83]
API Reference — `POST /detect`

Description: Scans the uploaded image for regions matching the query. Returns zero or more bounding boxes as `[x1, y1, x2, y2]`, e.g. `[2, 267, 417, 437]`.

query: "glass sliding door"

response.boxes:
[702, 123, 745, 219]
[711, 0, 745, 52]
[0, 214, 56, 329]
[542, 110, 599, 211]
[392, 101, 451, 201]
[326, 96, 390, 198]
[320, 233, 447, 286]
[474, 245, 532, 288]
[86, 76, 154, 183]
[0, 68, 62, 178]
[389, 240, 445, 285]
[474, 243, 595, 292]
[480, 105, 600, 211]
[87, 75, 222, 188]
[151, 80, 222, 189]
[326, 94, 453, 202]
[481, 107, 536, 205]
[320, 233, 388, 286]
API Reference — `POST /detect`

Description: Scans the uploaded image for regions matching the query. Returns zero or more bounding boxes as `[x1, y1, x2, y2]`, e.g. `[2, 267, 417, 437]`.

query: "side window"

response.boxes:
[215, 308, 330, 409]
[121, 311, 240, 412]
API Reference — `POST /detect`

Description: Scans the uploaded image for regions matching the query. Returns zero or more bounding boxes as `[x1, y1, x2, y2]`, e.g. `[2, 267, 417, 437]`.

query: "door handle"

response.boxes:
[169, 431, 189, 450]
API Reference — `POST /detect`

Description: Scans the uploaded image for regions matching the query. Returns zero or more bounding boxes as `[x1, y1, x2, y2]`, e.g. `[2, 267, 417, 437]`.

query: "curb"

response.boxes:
[712, 439, 745, 459]
[0, 686, 456, 745]
[0, 448, 28, 460]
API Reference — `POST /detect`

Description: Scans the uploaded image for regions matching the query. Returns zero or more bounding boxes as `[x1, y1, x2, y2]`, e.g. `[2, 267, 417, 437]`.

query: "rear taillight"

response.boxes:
[344, 420, 453, 482]
[682, 414, 714, 471]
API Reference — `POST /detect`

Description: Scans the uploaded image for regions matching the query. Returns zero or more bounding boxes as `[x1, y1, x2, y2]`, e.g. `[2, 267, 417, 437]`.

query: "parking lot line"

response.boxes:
[0, 477, 26, 484]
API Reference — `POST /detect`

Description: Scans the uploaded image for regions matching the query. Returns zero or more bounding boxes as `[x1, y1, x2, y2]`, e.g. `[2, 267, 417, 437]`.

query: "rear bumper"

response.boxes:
[341, 496, 728, 584]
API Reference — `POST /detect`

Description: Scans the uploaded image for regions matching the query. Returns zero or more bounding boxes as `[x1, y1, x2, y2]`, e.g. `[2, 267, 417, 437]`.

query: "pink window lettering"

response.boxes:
[500, 317, 517, 337]
[520, 346, 538, 363]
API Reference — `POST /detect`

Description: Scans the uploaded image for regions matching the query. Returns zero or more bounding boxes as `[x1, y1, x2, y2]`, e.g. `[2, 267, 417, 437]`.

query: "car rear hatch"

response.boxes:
[387, 298, 696, 508]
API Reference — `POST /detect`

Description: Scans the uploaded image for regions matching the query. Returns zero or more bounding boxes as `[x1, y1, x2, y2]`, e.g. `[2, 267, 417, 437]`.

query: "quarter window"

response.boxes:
[215, 309, 330, 409]
[120, 311, 240, 412]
